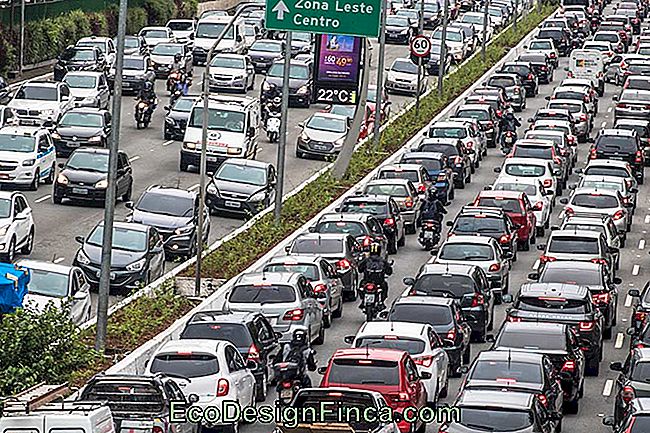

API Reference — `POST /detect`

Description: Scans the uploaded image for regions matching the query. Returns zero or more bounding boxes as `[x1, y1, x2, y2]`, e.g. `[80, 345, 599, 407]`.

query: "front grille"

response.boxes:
[220, 191, 248, 200]
[212, 74, 233, 81]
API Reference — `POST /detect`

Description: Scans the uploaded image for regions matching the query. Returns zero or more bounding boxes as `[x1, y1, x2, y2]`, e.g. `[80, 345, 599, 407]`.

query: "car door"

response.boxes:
[427, 328, 448, 385]
[404, 356, 426, 406]
[37, 134, 55, 177]
[117, 152, 132, 195]
[256, 316, 280, 372]
[226, 344, 255, 404]
[299, 277, 320, 338]
[321, 259, 341, 306]
[10, 195, 26, 244]
[542, 356, 564, 416]
[390, 199, 405, 237]
[149, 228, 165, 274]
[68, 270, 85, 324]
[97, 75, 110, 108]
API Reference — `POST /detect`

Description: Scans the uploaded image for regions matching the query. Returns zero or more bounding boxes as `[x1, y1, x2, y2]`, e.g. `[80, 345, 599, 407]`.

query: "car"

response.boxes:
[526, 38, 560, 67]
[247, 39, 284, 72]
[285, 233, 362, 301]
[243, 23, 262, 49]
[19, 259, 91, 325]
[376, 163, 432, 196]
[361, 179, 422, 234]
[286, 31, 313, 55]
[594, 31, 626, 55]
[599, 21, 631, 47]
[415, 138, 472, 189]
[384, 15, 415, 44]
[488, 4, 506, 28]
[224, 271, 325, 344]
[537, 228, 617, 276]
[262, 59, 312, 107]
[310, 213, 389, 259]
[524, 127, 575, 169]
[627, 284, 650, 334]
[614, 89, 650, 126]
[495, 157, 559, 198]
[582, 40, 616, 63]
[559, 187, 632, 236]
[126, 185, 209, 258]
[0, 191, 34, 262]
[446, 205, 519, 258]
[146, 339, 256, 433]
[574, 174, 637, 212]
[459, 12, 494, 41]
[420, 1, 442, 28]
[546, 98, 591, 141]
[426, 120, 484, 170]
[166, 18, 196, 43]
[163, 94, 198, 141]
[500, 62, 539, 96]
[485, 73, 527, 111]
[51, 108, 112, 156]
[8, 80, 75, 127]
[518, 51, 554, 83]
[149, 42, 193, 78]
[207, 54, 256, 93]
[603, 397, 650, 432]
[454, 104, 500, 147]
[550, 85, 598, 114]
[75, 36, 116, 67]
[491, 177, 553, 236]
[628, 320, 650, 350]
[0, 126, 56, 190]
[345, 321, 450, 404]
[385, 296, 471, 377]
[318, 348, 429, 433]
[464, 93, 509, 121]
[400, 151, 455, 201]
[122, 35, 148, 56]
[510, 139, 568, 191]
[138, 26, 175, 47]
[503, 282, 604, 376]
[431, 27, 470, 62]
[578, 159, 639, 193]
[614, 118, 650, 164]
[529, 260, 620, 339]
[108, 55, 156, 93]
[295, 112, 349, 159]
[610, 349, 650, 425]
[402, 262, 495, 342]
[473, 190, 537, 250]
[385, 57, 427, 96]
[53, 46, 107, 82]
[73, 221, 165, 293]
[54, 148, 133, 205]
[490, 321, 586, 414]
[62, 72, 110, 110]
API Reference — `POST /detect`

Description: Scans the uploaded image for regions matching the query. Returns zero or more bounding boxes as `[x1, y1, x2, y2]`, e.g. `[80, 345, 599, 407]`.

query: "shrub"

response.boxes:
[176, 0, 199, 18]
[0, 27, 17, 76]
[126, 7, 149, 36]
[143, 0, 177, 25]
[89, 12, 109, 36]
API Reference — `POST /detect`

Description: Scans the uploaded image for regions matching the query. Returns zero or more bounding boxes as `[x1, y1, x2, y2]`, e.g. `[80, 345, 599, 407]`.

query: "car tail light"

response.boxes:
[514, 87, 520, 94]
[489, 263, 501, 272]
[584, 95, 589, 102]
[564, 206, 574, 216]
[414, 355, 434, 367]
[508, 316, 523, 322]
[454, 156, 463, 164]
[152, 427, 163, 433]
[446, 328, 456, 341]
[499, 234, 511, 244]
[589, 147, 597, 159]
[541, 65, 547, 71]
[592, 292, 611, 305]
[283, 308, 305, 321]
[543, 178, 553, 188]
[561, 360, 576, 372]
[486, 121, 494, 128]
[248, 344, 260, 362]
[362, 236, 373, 247]
[496, 109, 502, 117]
[613, 210, 626, 221]
[217, 378, 230, 397]
[418, 184, 427, 193]
[580, 114, 588, 122]
[527, 73, 534, 80]
[466, 141, 474, 149]
[313, 283, 327, 294]
[635, 311, 647, 322]
[391, 392, 411, 402]
[618, 101, 629, 108]
[621, 61, 628, 70]
[405, 197, 414, 208]
[550, 52, 556, 58]
[579, 321, 595, 331]
[540, 255, 557, 263]
[384, 217, 395, 226]
[636, 150, 643, 163]
[537, 394, 548, 406]
[622, 385, 636, 403]
[591, 258, 608, 265]
[471, 294, 485, 307]
[554, 156, 562, 165]
[568, 136, 575, 145]
[533, 201, 543, 211]
[336, 259, 351, 270]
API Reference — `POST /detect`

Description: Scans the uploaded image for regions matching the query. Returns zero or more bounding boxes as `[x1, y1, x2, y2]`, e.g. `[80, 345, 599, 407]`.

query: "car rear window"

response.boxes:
[340, 201, 388, 215]
[504, 163, 546, 177]
[150, 353, 220, 378]
[316, 221, 367, 237]
[469, 360, 543, 383]
[616, 123, 650, 137]
[539, 29, 563, 39]
[548, 236, 599, 254]
[457, 408, 534, 432]
[292, 392, 380, 430]
[229, 284, 297, 303]
[354, 337, 426, 355]
[561, 223, 606, 237]
[516, 296, 590, 314]
[548, 102, 581, 113]
[80, 382, 164, 414]
[439, 243, 495, 261]
[595, 136, 639, 153]
[624, 78, 650, 90]
[365, 184, 409, 197]
[328, 359, 400, 386]
[291, 238, 344, 254]
[488, 77, 516, 87]
[496, 329, 567, 351]
[389, 304, 453, 325]
[378, 170, 420, 183]
[410, 274, 476, 297]
[572, 193, 619, 208]
[583, 166, 630, 178]
[402, 157, 444, 171]
[263, 263, 319, 281]
[456, 109, 489, 120]
[540, 266, 603, 286]
[180, 323, 253, 346]
[454, 215, 506, 233]
[513, 145, 553, 160]
[526, 133, 562, 146]
[493, 182, 537, 196]
[429, 127, 467, 139]
[476, 197, 524, 214]
[419, 143, 459, 157]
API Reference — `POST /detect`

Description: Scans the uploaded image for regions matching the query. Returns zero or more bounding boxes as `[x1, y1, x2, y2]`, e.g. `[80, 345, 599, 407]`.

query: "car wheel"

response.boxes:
[586, 355, 600, 376]
[313, 322, 325, 345]
[255, 371, 267, 402]
[29, 169, 39, 191]
[604, 325, 613, 340]
[20, 228, 34, 255]
[122, 183, 132, 202]
[3, 237, 15, 263]
[563, 399, 579, 415]
[180, 160, 190, 172]
[44, 164, 55, 185]
[332, 297, 343, 318]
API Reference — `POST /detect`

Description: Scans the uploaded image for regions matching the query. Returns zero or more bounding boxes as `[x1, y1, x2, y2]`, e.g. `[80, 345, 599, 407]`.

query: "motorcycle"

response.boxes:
[134, 99, 153, 129]
[418, 219, 442, 250]
[273, 362, 303, 406]
[360, 281, 384, 322]
[501, 130, 516, 155]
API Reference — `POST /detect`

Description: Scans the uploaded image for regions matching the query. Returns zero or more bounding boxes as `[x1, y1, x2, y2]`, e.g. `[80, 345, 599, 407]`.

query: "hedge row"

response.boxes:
[0, 4, 555, 398]
[0, 0, 199, 76]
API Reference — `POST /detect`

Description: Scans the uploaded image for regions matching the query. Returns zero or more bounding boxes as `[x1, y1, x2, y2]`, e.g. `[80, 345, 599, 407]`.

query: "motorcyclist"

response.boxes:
[420, 186, 447, 222]
[279, 329, 317, 388]
[358, 243, 393, 308]
[171, 53, 185, 74]
[500, 107, 520, 150]
[136, 81, 157, 113]
[262, 85, 282, 122]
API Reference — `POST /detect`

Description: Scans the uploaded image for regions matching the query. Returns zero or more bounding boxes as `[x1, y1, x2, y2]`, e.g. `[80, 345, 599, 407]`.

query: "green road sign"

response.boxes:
[265, 0, 381, 37]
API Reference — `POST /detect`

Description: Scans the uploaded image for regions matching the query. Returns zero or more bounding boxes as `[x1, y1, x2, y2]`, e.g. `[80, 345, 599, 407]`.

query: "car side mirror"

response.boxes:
[528, 272, 539, 280]
[502, 294, 514, 303]
[419, 371, 432, 380]
[344, 335, 355, 344]
[317, 366, 327, 374]
[629, 288, 641, 297]
[609, 361, 623, 371]
[125, 201, 134, 209]
[573, 168, 583, 174]
[430, 248, 439, 256]
[544, 95, 551, 100]
[75, 236, 85, 244]
[568, 184, 577, 190]
[613, 95, 619, 101]
[493, 167, 501, 173]
[164, 105, 171, 112]
[377, 310, 389, 320]
[536, 244, 546, 251]
[274, 332, 283, 340]
[446, 220, 453, 227]
[613, 277, 622, 285]
[246, 360, 258, 370]
[284, 244, 291, 253]
[527, 118, 534, 123]
[403, 277, 415, 285]
[602, 416, 615, 427]
[631, 187, 639, 193]
[308, 226, 316, 233]
[485, 334, 495, 342]
[457, 365, 469, 374]
[626, 327, 636, 336]
[502, 251, 513, 259]
[559, 198, 569, 205]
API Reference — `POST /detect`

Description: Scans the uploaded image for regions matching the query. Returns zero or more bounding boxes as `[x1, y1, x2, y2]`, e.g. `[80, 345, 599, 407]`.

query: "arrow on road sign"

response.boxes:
[272, 0, 289, 20]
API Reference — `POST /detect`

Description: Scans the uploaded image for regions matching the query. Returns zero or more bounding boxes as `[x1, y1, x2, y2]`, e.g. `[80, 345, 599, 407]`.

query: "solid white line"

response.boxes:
[34, 195, 51, 203]
[615, 332, 625, 349]
[640, 240, 646, 250]
[163, 140, 174, 146]
[633, 264, 640, 276]
[129, 155, 141, 163]
[532, 259, 540, 271]
[626, 294, 634, 307]
[53, 257, 65, 264]
[601, 121, 607, 128]
[608, 107, 613, 113]
[189, 184, 200, 191]
[646, 215, 650, 224]
[603, 379, 614, 397]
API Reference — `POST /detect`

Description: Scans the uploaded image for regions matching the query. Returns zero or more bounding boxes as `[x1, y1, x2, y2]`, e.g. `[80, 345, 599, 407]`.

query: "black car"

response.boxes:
[205, 158, 276, 216]
[614, 118, 650, 165]
[446, 205, 519, 257]
[610, 348, 650, 424]
[163, 95, 197, 141]
[403, 263, 495, 342]
[628, 284, 650, 334]
[122, 35, 148, 56]
[604, 397, 650, 432]
[52, 108, 112, 156]
[73, 221, 165, 293]
[504, 282, 604, 376]
[386, 296, 472, 377]
[416, 138, 472, 188]
[528, 261, 620, 339]
[400, 151, 455, 201]
[127, 185, 210, 258]
[248, 39, 285, 72]
[426, 42, 452, 76]
[337, 194, 406, 254]
[518, 52, 553, 84]
[419, 1, 441, 28]
[536, 28, 571, 56]
[591, 128, 645, 183]
[500, 62, 539, 96]
[384, 15, 415, 44]
[311, 213, 389, 258]
[179, 310, 281, 402]
[489, 321, 586, 414]
[261, 60, 312, 107]
[53, 46, 106, 82]
[0, 76, 10, 105]
[109, 55, 156, 93]
[53, 148, 133, 204]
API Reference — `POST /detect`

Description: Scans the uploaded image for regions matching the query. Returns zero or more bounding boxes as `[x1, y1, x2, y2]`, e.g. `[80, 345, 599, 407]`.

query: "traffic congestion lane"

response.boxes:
[236, 38, 649, 433]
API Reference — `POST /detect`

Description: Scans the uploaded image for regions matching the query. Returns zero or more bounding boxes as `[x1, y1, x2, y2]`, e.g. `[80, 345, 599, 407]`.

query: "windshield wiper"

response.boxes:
[68, 166, 105, 173]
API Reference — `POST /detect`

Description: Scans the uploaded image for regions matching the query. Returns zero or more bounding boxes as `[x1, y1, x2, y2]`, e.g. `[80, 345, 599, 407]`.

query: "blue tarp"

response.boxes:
[0, 263, 30, 314]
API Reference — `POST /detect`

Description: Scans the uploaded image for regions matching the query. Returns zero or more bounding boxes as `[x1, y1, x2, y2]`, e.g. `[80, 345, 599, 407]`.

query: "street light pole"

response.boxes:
[438, 0, 448, 96]
[482, 0, 488, 61]
[415, 0, 425, 114]
[273, 31, 292, 224]
[95, 0, 128, 353]
[19, 0, 25, 75]
[373, 0, 388, 146]
[514, 0, 518, 31]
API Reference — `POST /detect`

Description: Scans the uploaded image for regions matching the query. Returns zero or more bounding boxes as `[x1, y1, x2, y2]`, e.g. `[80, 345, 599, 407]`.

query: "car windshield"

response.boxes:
[340, 201, 388, 215]
[488, 7, 503, 15]
[548, 236, 599, 254]
[513, 145, 553, 160]
[0, 134, 35, 153]
[402, 157, 443, 171]
[530, 40, 553, 50]
[456, 109, 489, 120]
[180, 323, 253, 346]
[150, 354, 220, 378]
[493, 182, 538, 196]
[554, 90, 584, 100]
[461, 14, 483, 24]
[306, 115, 347, 133]
[365, 184, 408, 197]
[244, 26, 257, 36]
[624, 79, 650, 90]
[516, 296, 589, 314]
[62, 48, 95, 61]
[229, 284, 297, 303]
[419, 143, 458, 156]
[330, 106, 355, 118]
[214, 163, 267, 186]
[454, 215, 505, 233]
[151, 44, 182, 56]
[87, 226, 147, 252]
[251, 41, 282, 52]
[378, 170, 419, 183]
[572, 193, 619, 208]
[469, 360, 543, 383]
[386, 16, 410, 26]
[628, 416, 650, 433]
[496, 329, 566, 351]
[476, 197, 523, 214]
[457, 408, 534, 432]
[504, 163, 546, 177]
[429, 127, 467, 139]
[124, 38, 140, 48]
[123, 58, 145, 70]
[15, 85, 57, 101]
[196, 22, 234, 39]
[135, 192, 194, 217]
[439, 243, 495, 261]
[328, 359, 399, 385]
[77, 40, 106, 53]
[411, 274, 476, 297]
[167, 20, 193, 30]
[66, 151, 108, 172]
[621, 90, 650, 102]
[142, 29, 169, 39]
[63, 75, 98, 89]
[172, 97, 195, 112]
[391, 59, 418, 74]
[540, 267, 602, 285]
[263, 263, 319, 281]
[562, 223, 606, 237]
[59, 112, 104, 128]
[291, 238, 343, 254]
[189, 107, 245, 133]
[316, 221, 366, 237]
[390, 304, 453, 325]
[488, 77, 516, 87]
[26, 269, 69, 298]
[268, 63, 309, 79]
[210, 56, 245, 69]
[595, 33, 619, 42]
[354, 337, 425, 355]
[433, 29, 462, 41]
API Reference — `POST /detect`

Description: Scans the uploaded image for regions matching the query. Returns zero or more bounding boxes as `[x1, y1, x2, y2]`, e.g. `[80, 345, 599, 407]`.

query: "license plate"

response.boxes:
[224, 200, 241, 208]
[313, 144, 327, 151]
[67, 141, 80, 147]
[365, 293, 376, 304]
[424, 231, 434, 239]
[96, 270, 116, 279]
[206, 156, 218, 162]
[280, 389, 293, 399]
[72, 188, 88, 194]
[123, 82, 131, 87]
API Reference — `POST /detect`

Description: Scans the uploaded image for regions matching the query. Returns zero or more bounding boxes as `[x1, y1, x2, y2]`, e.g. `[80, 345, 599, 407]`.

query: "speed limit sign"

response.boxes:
[410, 35, 432, 58]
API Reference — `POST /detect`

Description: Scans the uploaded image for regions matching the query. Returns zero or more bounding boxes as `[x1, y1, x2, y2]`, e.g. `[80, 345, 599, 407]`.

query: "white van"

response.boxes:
[193, 15, 246, 65]
[181, 94, 260, 172]
[568, 49, 605, 96]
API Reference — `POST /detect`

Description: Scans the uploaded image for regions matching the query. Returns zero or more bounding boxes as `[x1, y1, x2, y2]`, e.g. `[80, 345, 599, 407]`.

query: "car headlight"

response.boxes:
[174, 225, 194, 235]
[88, 135, 103, 143]
[0, 225, 10, 237]
[41, 109, 55, 117]
[76, 250, 91, 265]
[22, 159, 35, 167]
[227, 147, 242, 155]
[95, 179, 108, 189]
[57, 173, 69, 185]
[262, 81, 271, 91]
[334, 137, 345, 146]
[126, 257, 146, 272]
[83, 96, 98, 103]
[51, 132, 61, 139]
[297, 85, 309, 95]
[400, 29, 409, 34]
[184, 141, 197, 150]
[300, 132, 310, 142]
[250, 191, 266, 202]
[207, 182, 218, 195]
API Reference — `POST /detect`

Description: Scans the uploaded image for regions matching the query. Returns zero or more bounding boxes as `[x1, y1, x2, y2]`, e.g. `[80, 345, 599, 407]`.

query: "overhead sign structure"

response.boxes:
[265, 0, 381, 37]
[313, 34, 364, 105]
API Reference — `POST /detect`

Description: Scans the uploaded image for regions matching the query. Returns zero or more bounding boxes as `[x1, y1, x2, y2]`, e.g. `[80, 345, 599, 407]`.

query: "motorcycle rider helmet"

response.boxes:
[427, 186, 438, 201]
[174, 53, 182, 63]
[291, 329, 308, 346]
[369, 243, 381, 256]
[143, 81, 153, 92]
[273, 96, 281, 104]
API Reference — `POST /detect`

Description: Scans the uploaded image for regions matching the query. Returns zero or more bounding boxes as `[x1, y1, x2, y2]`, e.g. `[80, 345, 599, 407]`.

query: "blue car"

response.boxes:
[400, 151, 455, 201]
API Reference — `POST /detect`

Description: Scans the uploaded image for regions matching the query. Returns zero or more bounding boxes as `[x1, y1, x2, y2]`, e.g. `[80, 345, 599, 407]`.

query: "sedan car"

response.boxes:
[149, 43, 192, 78]
[537, 228, 617, 276]
[295, 112, 349, 159]
[51, 108, 112, 156]
[362, 179, 422, 234]
[491, 177, 552, 237]
[385, 57, 427, 96]
[500, 62, 539, 96]
[262, 60, 313, 107]
[559, 187, 632, 235]
[53, 46, 106, 82]
[163, 95, 198, 141]
[62, 71, 110, 110]
[311, 212, 388, 258]
[247, 39, 285, 72]
[385, 15, 415, 44]
[208, 54, 256, 93]
[109, 55, 155, 93]
[610, 348, 650, 424]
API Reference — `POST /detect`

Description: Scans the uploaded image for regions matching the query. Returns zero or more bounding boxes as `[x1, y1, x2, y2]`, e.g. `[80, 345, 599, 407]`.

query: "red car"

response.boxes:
[473, 190, 537, 250]
[319, 348, 430, 433]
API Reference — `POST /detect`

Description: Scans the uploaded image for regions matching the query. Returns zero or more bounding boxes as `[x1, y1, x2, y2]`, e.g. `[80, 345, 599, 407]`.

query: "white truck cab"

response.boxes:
[568, 49, 605, 96]
[181, 95, 260, 172]
[193, 15, 246, 65]
[0, 126, 57, 190]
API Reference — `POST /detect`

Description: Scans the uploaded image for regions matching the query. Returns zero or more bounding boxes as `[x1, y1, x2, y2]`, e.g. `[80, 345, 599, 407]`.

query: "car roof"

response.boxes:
[318, 212, 372, 223]
[310, 112, 349, 122]
[585, 159, 632, 169]
[356, 321, 430, 338]
[457, 103, 491, 111]
[572, 187, 620, 197]
[380, 164, 425, 172]
[527, 128, 566, 137]
[478, 189, 524, 199]
[186, 310, 259, 324]
[475, 350, 545, 363]
[264, 254, 323, 266]
[539, 260, 603, 272]
[402, 151, 446, 160]
[343, 194, 393, 203]
[550, 228, 603, 238]
[420, 262, 478, 275]
[157, 339, 227, 355]
[104, 221, 149, 232]
[519, 282, 590, 298]
[393, 295, 455, 306]
[331, 347, 406, 361]
[16, 259, 73, 275]
[0, 126, 42, 136]
[366, 178, 412, 187]
[221, 158, 271, 169]
[144, 185, 197, 199]
[501, 321, 567, 333]
[294, 232, 351, 241]
[457, 389, 534, 410]
[581, 174, 626, 184]
[235, 271, 300, 285]
[441, 235, 495, 246]
[503, 157, 551, 165]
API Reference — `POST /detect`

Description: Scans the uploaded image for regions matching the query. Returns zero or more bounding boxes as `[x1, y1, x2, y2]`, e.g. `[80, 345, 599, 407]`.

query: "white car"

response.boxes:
[459, 12, 494, 42]
[495, 157, 559, 197]
[76, 36, 116, 67]
[345, 321, 449, 405]
[8, 81, 75, 127]
[62, 71, 111, 110]
[559, 187, 632, 235]
[491, 177, 553, 236]
[526, 38, 559, 67]
[166, 19, 196, 44]
[431, 27, 469, 62]
[19, 259, 91, 324]
[208, 54, 256, 93]
[385, 57, 427, 96]
[138, 26, 176, 47]
[147, 339, 257, 431]
[0, 192, 34, 262]
[0, 126, 57, 190]
[582, 40, 615, 64]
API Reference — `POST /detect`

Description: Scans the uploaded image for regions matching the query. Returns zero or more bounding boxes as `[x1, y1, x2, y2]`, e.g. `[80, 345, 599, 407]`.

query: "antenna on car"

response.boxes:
[51, 254, 57, 263]
[508, 349, 512, 370]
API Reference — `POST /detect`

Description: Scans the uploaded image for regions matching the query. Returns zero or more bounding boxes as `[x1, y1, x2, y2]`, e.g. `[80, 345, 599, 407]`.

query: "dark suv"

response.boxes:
[591, 129, 644, 183]
[416, 138, 472, 188]
[54, 46, 106, 81]
[500, 62, 539, 97]
[446, 205, 519, 258]
[179, 310, 281, 402]
[610, 348, 650, 425]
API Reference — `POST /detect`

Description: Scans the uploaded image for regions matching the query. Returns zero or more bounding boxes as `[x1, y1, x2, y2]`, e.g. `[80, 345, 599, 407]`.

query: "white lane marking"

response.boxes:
[129, 155, 140, 163]
[608, 107, 613, 113]
[35, 195, 51, 203]
[633, 264, 640, 276]
[53, 257, 65, 264]
[603, 379, 614, 397]
[532, 259, 540, 271]
[189, 184, 200, 191]
[645, 215, 650, 224]
[601, 121, 607, 128]
[640, 240, 646, 250]
[626, 294, 634, 307]
[163, 140, 174, 146]
[615, 332, 625, 349]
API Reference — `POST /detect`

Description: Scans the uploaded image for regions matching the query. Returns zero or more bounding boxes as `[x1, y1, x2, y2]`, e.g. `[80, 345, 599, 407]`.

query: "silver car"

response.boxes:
[208, 54, 256, 93]
[559, 214, 622, 264]
[546, 98, 591, 141]
[485, 73, 526, 111]
[362, 179, 423, 233]
[536, 229, 616, 276]
[62, 71, 111, 110]
[224, 271, 325, 344]
[559, 187, 632, 235]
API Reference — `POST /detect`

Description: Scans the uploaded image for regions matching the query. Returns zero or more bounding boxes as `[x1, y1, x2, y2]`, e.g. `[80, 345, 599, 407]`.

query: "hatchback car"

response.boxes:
[495, 157, 559, 197]
[163, 95, 198, 141]
[491, 177, 552, 236]
[486, 73, 526, 111]
[473, 190, 537, 250]
[53, 46, 107, 82]
[446, 205, 519, 258]
[400, 151, 455, 201]
[311, 213, 388, 259]
[207, 54, 256, 93]
[415, 138, 472, 188]
[500, 62, 539, 96]
[537, 228, 617, 276]
[362, 179, 422, 234]
[296, 112, 349, 159]
[62, 71, 110, 109]
[546, 99, 591, 141]
[610, 348, 650, 424]
[603, 397, 650, 432]
[262, 60, 313, 107]
[385, 57, 427, 96]
[247, 39, 284, 72]
[559, 188, 632, 235]
[591, 128, 645, 183]
[52, 108, 112, 156]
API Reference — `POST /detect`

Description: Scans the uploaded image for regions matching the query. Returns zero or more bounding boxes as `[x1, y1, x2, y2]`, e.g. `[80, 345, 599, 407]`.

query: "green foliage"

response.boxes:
[143, 0, 178, 25]
[126, 7, 149, 36]
[176, 0, 199, 18]
[0, 26, 17, 76]
[88, 12, 109, 36]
